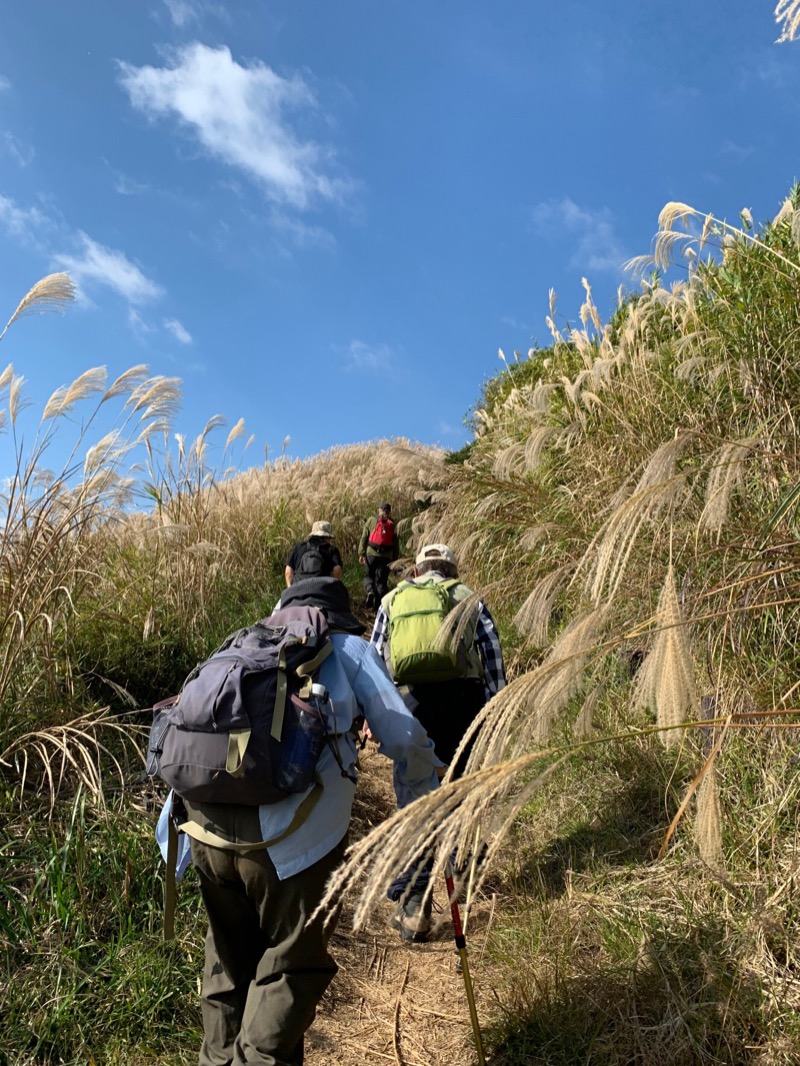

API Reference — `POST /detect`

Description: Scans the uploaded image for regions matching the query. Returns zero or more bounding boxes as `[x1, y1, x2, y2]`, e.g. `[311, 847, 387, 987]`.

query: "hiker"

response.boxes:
[156, 578, 440, 1066]
[358, 502, 399, 608]
[284, 519, 343, 586]
[369, 543, 507, 942]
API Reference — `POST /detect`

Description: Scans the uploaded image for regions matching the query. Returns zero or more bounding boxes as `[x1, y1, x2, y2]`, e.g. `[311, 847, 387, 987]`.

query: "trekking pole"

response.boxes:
[444, 859, 486, 1065]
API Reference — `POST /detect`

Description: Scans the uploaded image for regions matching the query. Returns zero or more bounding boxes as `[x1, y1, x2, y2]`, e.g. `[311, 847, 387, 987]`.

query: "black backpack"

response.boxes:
[146, 605, 333, 805]
[294, 541, 329, 579]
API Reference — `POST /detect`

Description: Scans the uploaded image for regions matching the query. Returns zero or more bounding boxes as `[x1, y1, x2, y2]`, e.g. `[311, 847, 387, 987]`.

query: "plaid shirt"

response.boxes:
[370, 581, 507, 702]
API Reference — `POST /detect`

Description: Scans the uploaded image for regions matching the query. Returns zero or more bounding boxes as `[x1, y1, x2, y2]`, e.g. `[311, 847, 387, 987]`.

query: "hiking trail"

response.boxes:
[306, 742, 501, 1066]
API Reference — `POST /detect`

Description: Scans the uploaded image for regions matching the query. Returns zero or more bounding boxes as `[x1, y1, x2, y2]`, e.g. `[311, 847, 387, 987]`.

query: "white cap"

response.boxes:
[415, 543, 457, 567]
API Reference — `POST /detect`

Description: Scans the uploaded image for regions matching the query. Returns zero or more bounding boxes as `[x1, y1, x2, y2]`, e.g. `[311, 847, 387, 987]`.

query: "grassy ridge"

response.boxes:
[400, 189, 800, 1063]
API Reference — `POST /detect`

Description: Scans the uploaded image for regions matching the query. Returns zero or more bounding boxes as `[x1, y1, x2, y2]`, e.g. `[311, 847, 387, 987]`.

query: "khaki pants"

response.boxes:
[189, 806, 345, 1066]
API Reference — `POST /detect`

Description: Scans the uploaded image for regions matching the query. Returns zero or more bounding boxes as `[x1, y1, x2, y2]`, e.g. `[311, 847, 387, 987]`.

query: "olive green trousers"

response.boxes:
[189, 806, 345, 1066]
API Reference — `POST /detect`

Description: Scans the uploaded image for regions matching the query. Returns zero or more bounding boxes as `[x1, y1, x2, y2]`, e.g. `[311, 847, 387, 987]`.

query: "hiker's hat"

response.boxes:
[280, 577, 366, 635]
[415, 543, 457, 567]
[309, 520, 333, 539]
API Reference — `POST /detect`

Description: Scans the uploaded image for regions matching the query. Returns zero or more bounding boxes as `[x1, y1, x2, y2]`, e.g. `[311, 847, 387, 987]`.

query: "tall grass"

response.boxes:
[7, 178, 800, 1063]
[324, 186, 800, 1062]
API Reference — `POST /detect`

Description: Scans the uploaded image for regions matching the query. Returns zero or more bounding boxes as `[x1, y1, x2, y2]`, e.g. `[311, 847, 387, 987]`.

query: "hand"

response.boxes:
[359, 555, 366, 564]
[360, 721, 374, 743]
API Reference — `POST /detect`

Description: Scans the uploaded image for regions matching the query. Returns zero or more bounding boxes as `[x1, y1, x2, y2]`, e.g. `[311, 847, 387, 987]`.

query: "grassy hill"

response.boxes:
[4, 187, 800, 1063]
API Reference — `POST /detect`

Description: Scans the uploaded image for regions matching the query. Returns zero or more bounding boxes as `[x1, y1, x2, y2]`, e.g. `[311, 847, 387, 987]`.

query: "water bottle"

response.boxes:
[273, 683, 329, 793]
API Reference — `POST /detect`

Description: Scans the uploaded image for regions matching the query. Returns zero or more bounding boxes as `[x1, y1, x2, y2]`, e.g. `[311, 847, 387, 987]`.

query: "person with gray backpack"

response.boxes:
[369, 544, 507, 942]
[152, 578, 440, 1066]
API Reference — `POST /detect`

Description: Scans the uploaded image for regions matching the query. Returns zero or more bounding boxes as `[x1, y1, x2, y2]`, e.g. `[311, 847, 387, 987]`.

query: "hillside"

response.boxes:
[4, 188, 800, 1064]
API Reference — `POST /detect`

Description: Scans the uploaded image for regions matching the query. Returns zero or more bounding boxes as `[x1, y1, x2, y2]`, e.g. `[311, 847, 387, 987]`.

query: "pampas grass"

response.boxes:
[0, 272, 75, 344]
[776, 0, 800, 41]
[633, 566, 697, 747]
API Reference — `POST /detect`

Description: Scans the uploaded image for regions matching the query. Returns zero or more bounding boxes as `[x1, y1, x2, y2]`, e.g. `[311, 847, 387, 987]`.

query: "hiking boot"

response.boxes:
[390, 896, 432, 943]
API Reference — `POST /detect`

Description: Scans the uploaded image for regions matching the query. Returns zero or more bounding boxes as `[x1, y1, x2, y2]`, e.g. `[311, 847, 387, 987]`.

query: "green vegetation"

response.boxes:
[5, 186, 800, 1063]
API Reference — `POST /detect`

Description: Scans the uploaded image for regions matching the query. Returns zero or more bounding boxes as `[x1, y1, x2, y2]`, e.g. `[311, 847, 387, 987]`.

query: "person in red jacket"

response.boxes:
[358, 502, 399, 608]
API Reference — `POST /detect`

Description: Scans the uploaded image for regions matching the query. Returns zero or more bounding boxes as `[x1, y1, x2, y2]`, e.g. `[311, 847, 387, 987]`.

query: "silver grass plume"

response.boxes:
[573, 676, 606, 739]
[695, 761, 724, 868]
[316, 750, 567, 932]
[9, 374, 26, 426]
[518, 524, 557, 551]
[458, 606, 607, 774]
[773, 197, 794, 226]
[698, 437, 756, 537]
[431, 589, 484, 661]
[530, 381, 560, 415]
[83, 430, 125, 477]
[633, 565, 697, 748]
[776, 0, 800, 41]
[104, 364, 150, 401]
[580, 435, 691, 604]
[43, 367, 108, 421]
[492, 442, 525, 480]
[524, 425, 561, 473]
[513, 563, 574, 647]
[0, 272, 76, 344]
[225, 418, 246, 450]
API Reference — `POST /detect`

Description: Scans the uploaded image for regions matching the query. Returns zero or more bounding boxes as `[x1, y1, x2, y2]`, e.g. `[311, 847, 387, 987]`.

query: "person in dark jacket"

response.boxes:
[358, 502, 399, 608]
[285, 520, 343, 586]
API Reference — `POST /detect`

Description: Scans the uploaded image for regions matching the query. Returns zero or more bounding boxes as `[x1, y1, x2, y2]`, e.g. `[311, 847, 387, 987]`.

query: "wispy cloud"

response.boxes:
[53, 232, 164, 305]
[270, 210, 336, 251]
[0, 193, 47, 244]
[161, 0, 227, 28]
[341, 339, 394, 374]
[0, 76, 10, 92]
[721, 139, 755, 161]
[163, 0, 196, 26]
[1, 132, 35, 167]
[113, 170, 151, 196]
[530, 197, 628, 274]
[128, 308, 156, 336]
[118, 43, 349, 210]
[501, 314, 532, 333]
[164, 317, 192, 344]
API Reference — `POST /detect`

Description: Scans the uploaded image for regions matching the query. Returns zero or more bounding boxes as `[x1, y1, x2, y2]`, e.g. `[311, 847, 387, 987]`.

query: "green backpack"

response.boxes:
[389, 578, 468, 684]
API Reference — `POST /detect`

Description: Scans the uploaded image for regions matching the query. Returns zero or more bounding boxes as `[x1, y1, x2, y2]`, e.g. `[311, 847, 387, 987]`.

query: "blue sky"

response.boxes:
[0, 2, 798, 467]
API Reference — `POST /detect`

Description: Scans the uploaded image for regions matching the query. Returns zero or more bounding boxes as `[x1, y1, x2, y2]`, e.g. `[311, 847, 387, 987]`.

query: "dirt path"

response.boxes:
[305, 743, 500, 1066]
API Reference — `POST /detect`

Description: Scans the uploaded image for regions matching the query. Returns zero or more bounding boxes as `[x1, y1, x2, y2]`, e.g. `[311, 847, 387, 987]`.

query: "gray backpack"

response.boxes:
[146, 605, 332, 805]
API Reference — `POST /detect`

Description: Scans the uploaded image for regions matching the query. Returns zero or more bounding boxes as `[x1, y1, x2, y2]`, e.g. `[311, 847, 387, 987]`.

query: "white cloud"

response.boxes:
[721, 139, 755, 161]
[0, 75, 10, 91]
[342, 340, 393, 374]
[113, 171, 150, 196]
[53, 232, 163, 305]
[118, 43, 347, 209]
[161, 0, 227, 27]
[530, 197, 628, 274]
[0, 193, 47, 244]
[1, 132, 35, 167]
[128, 308, 156, 336]
[164, 317, 192, 344]
[163, 0, 196, 26]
